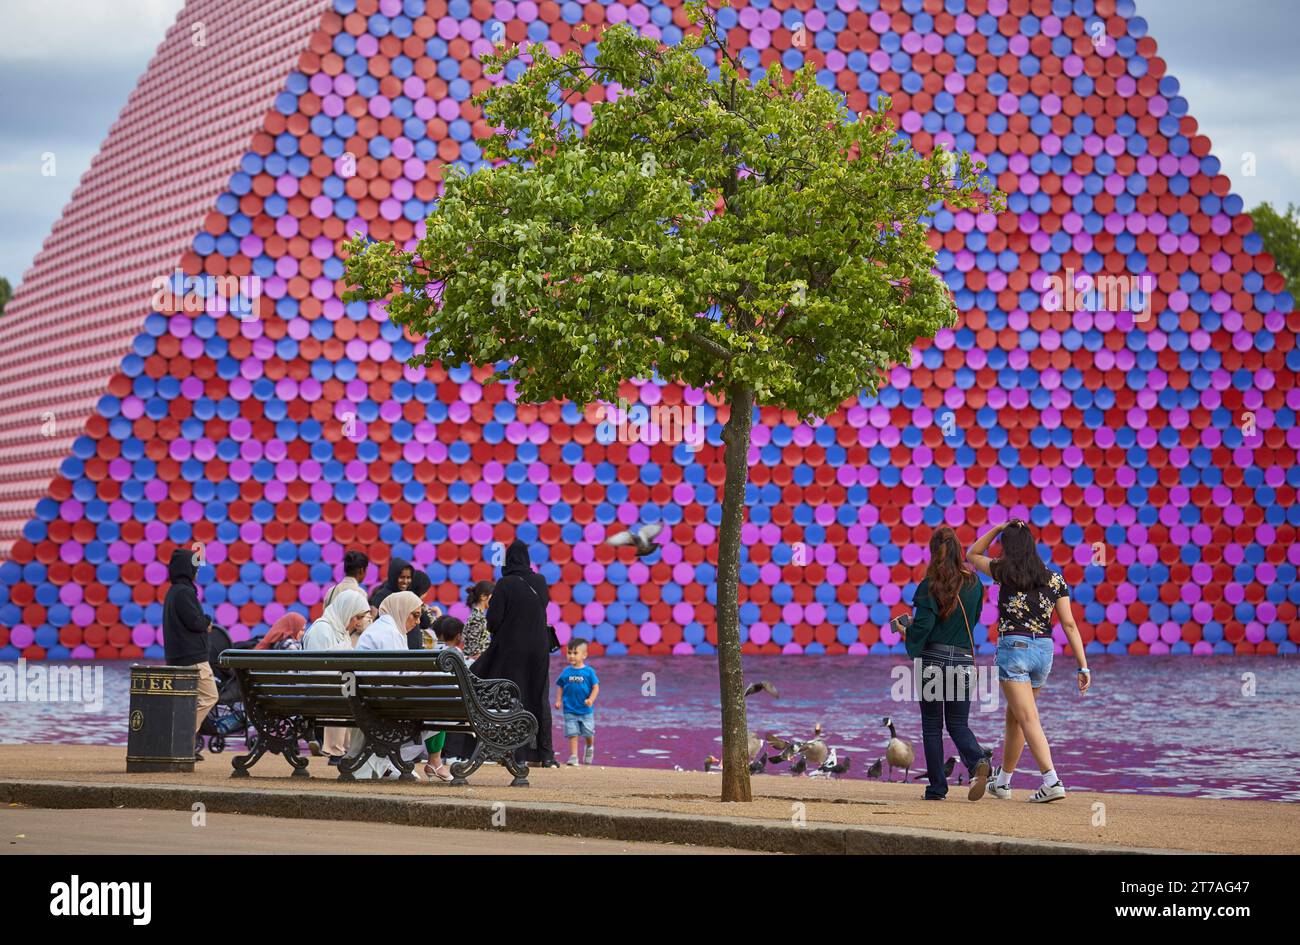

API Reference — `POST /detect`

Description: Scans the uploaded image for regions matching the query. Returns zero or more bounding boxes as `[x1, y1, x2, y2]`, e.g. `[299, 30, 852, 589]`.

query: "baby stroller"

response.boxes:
[198, 624, 258, 754]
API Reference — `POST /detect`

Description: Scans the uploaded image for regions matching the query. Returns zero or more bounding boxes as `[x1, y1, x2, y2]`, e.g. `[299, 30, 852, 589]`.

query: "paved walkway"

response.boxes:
[1, 807, 759, 855]
[3, 744, 1296, 854]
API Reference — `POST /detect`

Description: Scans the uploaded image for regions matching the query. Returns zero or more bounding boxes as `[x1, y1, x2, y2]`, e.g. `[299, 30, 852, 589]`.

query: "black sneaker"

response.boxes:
[327, 755, 342, 767]
[967, 753, 992, 801]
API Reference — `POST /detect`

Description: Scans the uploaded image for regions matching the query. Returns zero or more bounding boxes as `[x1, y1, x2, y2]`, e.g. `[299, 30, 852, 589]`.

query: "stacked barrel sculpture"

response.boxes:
[0, 0, 1294, 660]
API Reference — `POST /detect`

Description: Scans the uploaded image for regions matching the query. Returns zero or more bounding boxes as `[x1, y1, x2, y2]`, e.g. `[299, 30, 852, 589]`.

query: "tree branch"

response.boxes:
[685, 330, 735, 361]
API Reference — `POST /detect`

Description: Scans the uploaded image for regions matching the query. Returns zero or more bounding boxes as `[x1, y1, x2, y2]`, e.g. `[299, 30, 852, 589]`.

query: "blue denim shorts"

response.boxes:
[563, 712, 595, 738]
[995, 637, 1054, 688]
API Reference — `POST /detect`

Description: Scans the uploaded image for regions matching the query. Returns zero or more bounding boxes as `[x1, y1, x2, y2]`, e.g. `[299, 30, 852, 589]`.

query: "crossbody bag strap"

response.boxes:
[956, 590, 977, 665]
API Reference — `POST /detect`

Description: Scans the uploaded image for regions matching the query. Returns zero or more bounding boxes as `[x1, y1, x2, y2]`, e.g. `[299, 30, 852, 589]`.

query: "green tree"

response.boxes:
[0, 277, 11, 315]
[345, 2, 1000, 801]
[1250, 202, 1300, 289]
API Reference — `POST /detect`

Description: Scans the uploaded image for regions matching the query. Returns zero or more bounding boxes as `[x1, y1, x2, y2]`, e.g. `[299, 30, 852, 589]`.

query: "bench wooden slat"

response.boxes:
[244, 686, 467, 696]
[255, 696, 472, 715]
[240, 672, 460, 685]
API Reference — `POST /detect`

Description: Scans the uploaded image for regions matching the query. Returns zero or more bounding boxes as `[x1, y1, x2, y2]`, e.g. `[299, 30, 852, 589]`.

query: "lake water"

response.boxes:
[2, 655, 1297, 802]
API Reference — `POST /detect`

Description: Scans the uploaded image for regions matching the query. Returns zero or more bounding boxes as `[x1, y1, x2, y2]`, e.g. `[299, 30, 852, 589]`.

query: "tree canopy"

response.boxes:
[344, 3, 1000, 417]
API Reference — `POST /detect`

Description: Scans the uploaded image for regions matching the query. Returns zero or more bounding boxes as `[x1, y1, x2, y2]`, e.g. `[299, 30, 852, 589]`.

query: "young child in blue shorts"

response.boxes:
[554, 638, 599, 766]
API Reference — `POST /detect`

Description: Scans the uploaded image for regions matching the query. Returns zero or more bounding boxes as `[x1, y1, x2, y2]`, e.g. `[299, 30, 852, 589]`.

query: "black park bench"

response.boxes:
[216, 648, 538, 786]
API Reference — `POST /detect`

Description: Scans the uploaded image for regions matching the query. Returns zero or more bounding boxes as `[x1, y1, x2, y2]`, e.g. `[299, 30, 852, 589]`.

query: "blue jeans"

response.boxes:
[996, 636, 1054, 688]
[918, 645, 987, 799]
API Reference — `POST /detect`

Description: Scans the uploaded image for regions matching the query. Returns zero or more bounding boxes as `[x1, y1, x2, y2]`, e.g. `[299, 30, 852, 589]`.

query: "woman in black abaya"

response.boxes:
[470, 540, 557, 767]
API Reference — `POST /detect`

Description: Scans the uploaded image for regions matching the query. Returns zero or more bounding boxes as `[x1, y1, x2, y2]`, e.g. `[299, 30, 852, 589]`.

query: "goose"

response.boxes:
[800, 737, 830, 769]
[606, 522, 663, 556]
[866, 757, 883, 779]
[882, 716, 915, 782]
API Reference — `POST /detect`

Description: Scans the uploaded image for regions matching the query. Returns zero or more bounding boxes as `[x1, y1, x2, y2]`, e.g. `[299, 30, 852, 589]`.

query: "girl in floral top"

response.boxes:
[968, 519, 1091, 804]
[462, 581, 494, 660]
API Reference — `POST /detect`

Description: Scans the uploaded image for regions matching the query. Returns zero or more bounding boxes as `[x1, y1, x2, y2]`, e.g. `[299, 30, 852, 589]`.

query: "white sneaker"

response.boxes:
[988, 766, 1012, 800]
[566, 755, 580, 766]
[584, 747, 595, 765]
[1030, 781, 1066, 803]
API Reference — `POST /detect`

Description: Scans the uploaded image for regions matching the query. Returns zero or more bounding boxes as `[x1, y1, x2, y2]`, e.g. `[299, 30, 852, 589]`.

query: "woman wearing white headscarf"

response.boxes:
[347, 591, 436, 779]
[304, 589, 370, 651]
[303, 589, 370, 762]
[356, 591, 422, 651]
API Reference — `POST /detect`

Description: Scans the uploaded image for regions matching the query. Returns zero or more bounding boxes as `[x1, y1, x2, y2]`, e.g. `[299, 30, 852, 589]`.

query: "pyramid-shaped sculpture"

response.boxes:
[0, 0, 1294, 660]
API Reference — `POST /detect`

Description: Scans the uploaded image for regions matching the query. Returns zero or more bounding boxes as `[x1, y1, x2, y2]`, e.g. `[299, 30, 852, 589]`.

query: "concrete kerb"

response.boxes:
[0, 779, 1178, 855]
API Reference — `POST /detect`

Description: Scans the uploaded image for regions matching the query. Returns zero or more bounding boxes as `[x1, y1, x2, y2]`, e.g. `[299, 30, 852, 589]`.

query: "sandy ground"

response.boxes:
[0, 807, 761, 855]
[2, 744, 1296, 853]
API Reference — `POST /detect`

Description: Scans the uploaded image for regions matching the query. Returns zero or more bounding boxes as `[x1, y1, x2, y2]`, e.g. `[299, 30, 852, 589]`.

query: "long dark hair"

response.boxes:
[465, 580, 494, 608]
[990, 521, 1054, 593]
[925, 527, 976, 618]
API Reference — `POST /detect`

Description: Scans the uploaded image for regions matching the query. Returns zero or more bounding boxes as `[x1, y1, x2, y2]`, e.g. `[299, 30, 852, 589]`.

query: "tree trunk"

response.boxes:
[716, 382, 754, 801]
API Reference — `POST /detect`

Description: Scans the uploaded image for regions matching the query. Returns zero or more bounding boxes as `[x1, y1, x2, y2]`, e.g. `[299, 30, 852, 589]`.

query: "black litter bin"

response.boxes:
[126, 665, 199, 773]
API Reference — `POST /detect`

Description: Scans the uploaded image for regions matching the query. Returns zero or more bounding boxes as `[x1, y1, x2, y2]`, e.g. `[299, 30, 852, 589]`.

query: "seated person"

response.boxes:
[420, 615, 466, 783]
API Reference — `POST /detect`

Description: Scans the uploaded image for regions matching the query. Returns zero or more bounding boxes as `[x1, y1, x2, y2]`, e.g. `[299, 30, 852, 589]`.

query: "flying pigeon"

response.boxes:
[606, 522, 664, 556]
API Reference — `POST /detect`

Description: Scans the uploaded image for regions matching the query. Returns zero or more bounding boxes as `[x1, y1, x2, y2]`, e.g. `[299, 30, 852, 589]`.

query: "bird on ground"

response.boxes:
[745, 680, 780, 699]
[882, 716, 916, 782]
[749, 753, 768, 775]
[605, 522, 664, 557]
[866, 757, 883, 779]
[915, 756, 957, 782]
[704, 755, 722, 773]
[818, 750, 851, 777]
[790, 756, 807, 775]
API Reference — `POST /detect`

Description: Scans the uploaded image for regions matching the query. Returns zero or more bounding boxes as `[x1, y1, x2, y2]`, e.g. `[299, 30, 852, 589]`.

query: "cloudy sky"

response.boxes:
[1, 0, 1297, 286]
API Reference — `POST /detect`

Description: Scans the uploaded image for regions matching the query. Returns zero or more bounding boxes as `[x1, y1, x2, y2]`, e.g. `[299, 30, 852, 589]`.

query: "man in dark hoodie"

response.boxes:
[162, 547, 218, 755]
